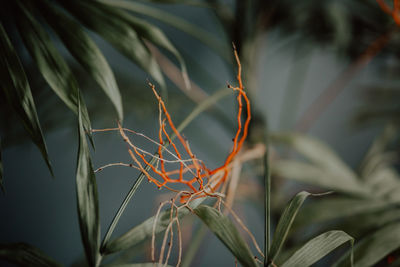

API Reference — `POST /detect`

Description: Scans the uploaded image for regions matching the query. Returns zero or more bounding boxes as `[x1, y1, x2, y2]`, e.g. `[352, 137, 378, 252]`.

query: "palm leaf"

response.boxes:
[14, 2, 92, 136]
[76, 95, 101, 266]
[194, 205, 258, 267]
[37, 0, 123, 121]
[59, 0, 165, 89]
[0, 22, 53, 177]
[281, 230, 353, 267]
[0, 243, 61, 267]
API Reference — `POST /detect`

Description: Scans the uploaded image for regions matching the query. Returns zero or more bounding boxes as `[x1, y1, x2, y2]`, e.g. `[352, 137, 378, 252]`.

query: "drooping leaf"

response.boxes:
[334, 222, 400, 267]
[37, 0, 123, 121]
[106, 10, 190, 89]
[0, 22, 53, 177]
[103, 198, 204, 254]
[272, 160, 369, 196]
[97, 0, 228, 61]
[293, 197, 390, 230]
[281, 231, 353, 267]
[0, 243, 61, 267]
[59, 0, 165, 89]
[194, 205, 258, 267]
[76, 96, 100, 266]
[14, 2, 92, 137]
[271, 133, 358, 181]
[269, 191, 312, 263]
[102, 263, 173, 267]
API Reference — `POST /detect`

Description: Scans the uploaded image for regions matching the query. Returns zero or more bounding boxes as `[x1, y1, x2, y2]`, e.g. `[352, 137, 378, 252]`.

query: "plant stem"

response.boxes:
[264, 127, 271, 266]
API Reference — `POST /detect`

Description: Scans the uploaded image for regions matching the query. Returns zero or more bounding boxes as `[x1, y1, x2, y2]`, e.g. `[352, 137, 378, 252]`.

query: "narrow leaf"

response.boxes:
[281, 231, 354, 267]
[103, 198, 204, 254]
[97, 0, 228, 61]
[60, 0, 165, 89]
[76, 97, 101, 266]
[0, 22, 53, 177]
[269, 191, 312, 263]
[15, 2, 92, 137]
[271, 133, 357, 181]
[194, 205, 258, 267]
[37, 0, 123, 121]
[110, 11, 190, 89]
[0, 243, 61, 267]
[334, 222, 400, 267]
[272, 160, 369, 196]
[103, 264, 173, 267]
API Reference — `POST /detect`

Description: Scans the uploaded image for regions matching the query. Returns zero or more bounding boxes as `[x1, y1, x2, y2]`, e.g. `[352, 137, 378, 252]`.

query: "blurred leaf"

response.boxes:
[103, 264, 173, 267]
[60, 0, 165, 89]
[269, 191, 313, 263]
[0, 137, 3, 193]
[15, 2, 92, 137]
[294, 197, 391, 230]
[0, 22, 53, 177]
[194, 205, 258, 267]
[272, 160, 369, 196]
[281, 231, 354, 267]
[271, 133, 357, 180]
[103, 198, 204, 254]
[98, 0, 228, 60]
[76, 97, 100, 266]
[0, 243, 61, 267]
[38, 0, 123, 121]
[109, 10, 190, 89]
[334, 222, 400, 267]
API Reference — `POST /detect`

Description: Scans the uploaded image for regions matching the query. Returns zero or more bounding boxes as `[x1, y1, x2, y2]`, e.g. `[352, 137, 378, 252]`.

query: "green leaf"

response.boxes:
[271, 133, 357, 180]
[97, 0, 229, 61]
[103, 198, 204, 254]
[194, 205, 258, 267]
[281, 231, 353, 267]
[0, 242, 61, 267]
[76, 96, 101, 266]
[59, 0, 165, 89]
[334, 222, 400, 267]
[110, 11, 190, 89]
[269, 191, 313, 263]
[0, 137, 3, 193]
[272, 160, 369, 196]
[37, 0, 123, 121]
[0, 22, 53, 177]
[103, 264, 173, 267]
[293, 197, 391, 230]
[14, 2, 92, 137]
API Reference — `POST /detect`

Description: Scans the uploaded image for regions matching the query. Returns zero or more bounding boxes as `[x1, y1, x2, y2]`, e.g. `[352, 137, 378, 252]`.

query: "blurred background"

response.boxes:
[1, 0, 400, 266]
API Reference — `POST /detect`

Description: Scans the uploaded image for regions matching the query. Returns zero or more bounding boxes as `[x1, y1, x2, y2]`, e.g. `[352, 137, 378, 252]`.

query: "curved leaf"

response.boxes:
[37, 0, 123, 121]
[97, 0, 228, 61]
[103, 198, 204, 254]
[334, 222, 400, 267]
[269, 191, 316, 263]
[103, 263, 173, 267]
[272, 160, 369, 196]
[0, 243, 61, 267]
[59, 0, 165, 89]
[281, 231, 354, 267]
[194, 205, 258, 267]
[14, 2, 92, 136]
[271, 133, 357, 181]
[76, 97, 100, 266]
[0, 22, 53, 177]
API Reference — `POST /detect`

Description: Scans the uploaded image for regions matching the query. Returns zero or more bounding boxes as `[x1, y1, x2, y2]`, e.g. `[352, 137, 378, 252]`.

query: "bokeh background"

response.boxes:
[1, 0, 399, 266]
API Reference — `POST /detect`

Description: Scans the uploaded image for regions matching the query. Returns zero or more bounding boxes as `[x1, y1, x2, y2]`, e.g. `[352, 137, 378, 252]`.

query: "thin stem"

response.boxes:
[264, 128, 271, 267]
